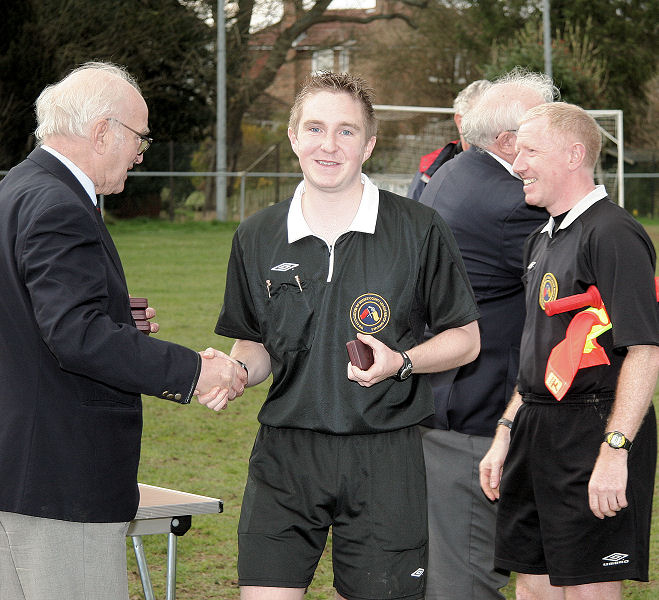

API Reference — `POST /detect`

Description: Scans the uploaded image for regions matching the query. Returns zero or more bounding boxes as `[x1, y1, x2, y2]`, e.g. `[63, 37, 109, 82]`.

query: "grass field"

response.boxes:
[109, 218, 659, 600]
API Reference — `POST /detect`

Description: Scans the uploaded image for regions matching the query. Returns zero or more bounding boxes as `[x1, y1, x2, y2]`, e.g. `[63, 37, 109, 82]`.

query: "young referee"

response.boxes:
[480, 102, 659, 599]
[198, 72, 481, 600]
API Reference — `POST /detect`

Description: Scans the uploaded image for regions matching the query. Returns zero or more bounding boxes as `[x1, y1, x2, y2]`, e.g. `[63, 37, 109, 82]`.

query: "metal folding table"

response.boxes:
[128, 483, 223, 600]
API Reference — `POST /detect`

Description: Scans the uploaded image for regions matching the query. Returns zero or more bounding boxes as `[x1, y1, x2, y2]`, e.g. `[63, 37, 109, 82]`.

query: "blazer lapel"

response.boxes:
[28, 147, 127, 283]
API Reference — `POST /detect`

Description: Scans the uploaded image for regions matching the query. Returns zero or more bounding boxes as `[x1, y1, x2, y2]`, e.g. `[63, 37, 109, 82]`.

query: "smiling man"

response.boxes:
[480, 102, 659, 600]
[203, 71, 481, 600]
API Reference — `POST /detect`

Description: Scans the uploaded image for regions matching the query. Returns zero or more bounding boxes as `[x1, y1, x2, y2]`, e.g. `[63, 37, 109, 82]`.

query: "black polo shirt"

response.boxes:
[216, 177, 479, 434]
[518, 191, 658, 397]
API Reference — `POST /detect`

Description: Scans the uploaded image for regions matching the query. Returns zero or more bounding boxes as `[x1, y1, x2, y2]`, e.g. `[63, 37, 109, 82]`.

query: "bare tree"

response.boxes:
[214, 0, 428, 173]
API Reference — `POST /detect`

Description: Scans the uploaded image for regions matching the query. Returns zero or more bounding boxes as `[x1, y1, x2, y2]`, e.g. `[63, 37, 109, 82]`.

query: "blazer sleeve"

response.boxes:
[17, 196, 200, 403]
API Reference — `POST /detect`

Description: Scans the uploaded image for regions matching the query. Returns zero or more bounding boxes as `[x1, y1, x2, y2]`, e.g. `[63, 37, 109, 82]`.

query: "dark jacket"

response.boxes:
[419, 147, 548, 436]
[0, 148, 200, 522]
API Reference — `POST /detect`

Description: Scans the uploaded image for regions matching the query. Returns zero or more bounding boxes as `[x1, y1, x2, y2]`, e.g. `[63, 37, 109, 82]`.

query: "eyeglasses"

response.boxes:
[107, 118, 153, 155]
[495, 129, 518, 140]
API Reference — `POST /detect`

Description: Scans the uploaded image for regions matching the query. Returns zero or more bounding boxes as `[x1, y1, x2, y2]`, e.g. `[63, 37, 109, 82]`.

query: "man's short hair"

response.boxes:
[35, 62, 141, 143]
[288, 71, 378, 140]
[453, 79, 491, 116]
[520, 102, 602, 171]
[461, 66, 559, 149]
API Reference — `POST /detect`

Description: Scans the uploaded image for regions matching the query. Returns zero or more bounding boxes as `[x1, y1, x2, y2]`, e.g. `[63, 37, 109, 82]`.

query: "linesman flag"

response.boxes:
[543, 279, 659, 400]
[543, 286, 611, 400]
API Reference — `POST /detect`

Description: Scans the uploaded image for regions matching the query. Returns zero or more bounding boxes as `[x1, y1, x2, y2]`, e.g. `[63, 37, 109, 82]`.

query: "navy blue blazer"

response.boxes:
[419, 147, 548, 436]
[0, 148, 200, 522]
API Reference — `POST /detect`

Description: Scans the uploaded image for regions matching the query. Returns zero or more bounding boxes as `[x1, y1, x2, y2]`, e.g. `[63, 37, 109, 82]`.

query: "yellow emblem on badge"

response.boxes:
[350, 293, 390, 334]
[539, 273, 558, 310]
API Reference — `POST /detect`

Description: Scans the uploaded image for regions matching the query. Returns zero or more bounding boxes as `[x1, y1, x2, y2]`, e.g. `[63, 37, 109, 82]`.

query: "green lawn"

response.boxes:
[109, 218, 659, 600]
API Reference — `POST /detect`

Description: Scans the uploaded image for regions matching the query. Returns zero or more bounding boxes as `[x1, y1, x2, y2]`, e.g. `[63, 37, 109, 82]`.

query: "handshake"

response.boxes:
[194, 348, 248, 412]
[130, 296, 247, 412]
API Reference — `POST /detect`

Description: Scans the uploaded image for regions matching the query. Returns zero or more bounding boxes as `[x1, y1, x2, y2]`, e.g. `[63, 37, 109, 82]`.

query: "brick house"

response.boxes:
[247, 0, 410, 120]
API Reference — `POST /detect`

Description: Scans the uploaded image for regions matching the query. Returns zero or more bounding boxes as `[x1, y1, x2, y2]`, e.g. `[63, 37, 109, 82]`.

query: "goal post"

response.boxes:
[370, 105, 625, 207]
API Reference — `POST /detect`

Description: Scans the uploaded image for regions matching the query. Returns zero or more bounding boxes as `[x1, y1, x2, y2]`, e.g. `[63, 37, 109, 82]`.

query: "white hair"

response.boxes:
[461, 66, 559, 149]
[34, 61, 141, 142]
[453, 80, 492, 115]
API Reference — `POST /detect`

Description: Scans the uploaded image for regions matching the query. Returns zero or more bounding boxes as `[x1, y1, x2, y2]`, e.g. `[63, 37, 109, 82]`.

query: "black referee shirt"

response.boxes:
[518, 192, 658, 397]
[216, 178, 479, 434]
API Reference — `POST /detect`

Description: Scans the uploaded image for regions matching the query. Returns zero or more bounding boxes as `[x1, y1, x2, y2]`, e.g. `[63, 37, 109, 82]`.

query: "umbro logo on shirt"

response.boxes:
[410, 568, 425, 578]
[271, 262, 299, 272]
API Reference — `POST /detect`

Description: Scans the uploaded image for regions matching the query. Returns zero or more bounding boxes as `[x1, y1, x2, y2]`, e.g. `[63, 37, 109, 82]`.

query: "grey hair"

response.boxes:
[453, 79, 492, 115]
[461, 66, 559, 149]
[34, 61, 141, 142]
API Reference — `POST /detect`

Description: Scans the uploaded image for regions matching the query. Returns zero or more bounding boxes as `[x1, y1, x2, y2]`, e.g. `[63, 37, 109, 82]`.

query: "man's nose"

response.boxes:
[512, 153, 524, 174]
[320, 133, 337, 153]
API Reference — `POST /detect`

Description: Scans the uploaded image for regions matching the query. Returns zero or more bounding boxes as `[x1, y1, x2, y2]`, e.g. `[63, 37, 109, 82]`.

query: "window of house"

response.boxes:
[312, 47, 349, 73]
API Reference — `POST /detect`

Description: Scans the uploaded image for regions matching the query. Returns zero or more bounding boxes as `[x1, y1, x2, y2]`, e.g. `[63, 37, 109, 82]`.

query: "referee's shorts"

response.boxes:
[495, 394, 656, 586]
[238, 425, 428, 600]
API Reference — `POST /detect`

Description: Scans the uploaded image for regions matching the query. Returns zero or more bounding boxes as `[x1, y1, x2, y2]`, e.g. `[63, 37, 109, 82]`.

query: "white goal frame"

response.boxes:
[373, 105, 625, 207]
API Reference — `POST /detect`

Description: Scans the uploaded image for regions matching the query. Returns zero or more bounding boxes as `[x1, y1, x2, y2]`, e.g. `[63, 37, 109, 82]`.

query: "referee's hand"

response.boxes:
[346, 334, 402, 387]
[588, 445, 629, 519]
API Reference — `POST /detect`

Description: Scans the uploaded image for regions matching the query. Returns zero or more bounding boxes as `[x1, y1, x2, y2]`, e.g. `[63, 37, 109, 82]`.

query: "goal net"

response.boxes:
[368, 105, 625, 206]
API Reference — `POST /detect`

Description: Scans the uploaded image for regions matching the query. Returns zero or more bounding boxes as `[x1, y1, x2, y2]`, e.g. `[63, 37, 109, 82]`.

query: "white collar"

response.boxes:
[287, 173, 380, 243]
[541, 185, 608, 237]
[485, 150, 520, 179]
[41, 145, 98, 206]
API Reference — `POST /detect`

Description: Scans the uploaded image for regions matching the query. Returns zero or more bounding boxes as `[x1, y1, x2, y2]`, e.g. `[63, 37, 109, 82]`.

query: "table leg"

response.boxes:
[166, 532, 178, 600]
[132, 535, 156, 600]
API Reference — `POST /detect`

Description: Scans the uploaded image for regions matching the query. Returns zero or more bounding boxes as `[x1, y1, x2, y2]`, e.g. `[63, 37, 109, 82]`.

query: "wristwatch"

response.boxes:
[603, 431, 633, 451]
[393, 351, 413, 381]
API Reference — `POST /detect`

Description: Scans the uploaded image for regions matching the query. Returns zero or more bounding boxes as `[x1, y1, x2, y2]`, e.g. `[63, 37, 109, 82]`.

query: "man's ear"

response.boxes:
[453, 113, 462, 134]
[495, 130, 516, 162]
[288, 127, 299, 157]
[91, 119, 110, 154]
[362, 136, 377, 163]
[568, 142, 587, 171]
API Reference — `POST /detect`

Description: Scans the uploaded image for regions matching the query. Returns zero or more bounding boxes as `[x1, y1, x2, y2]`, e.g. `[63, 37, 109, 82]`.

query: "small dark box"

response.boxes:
[130, 297, 148, 309]
[130, 297, 150, 335]
[131, 309, 147, 321]
[346, 339, 374, 370]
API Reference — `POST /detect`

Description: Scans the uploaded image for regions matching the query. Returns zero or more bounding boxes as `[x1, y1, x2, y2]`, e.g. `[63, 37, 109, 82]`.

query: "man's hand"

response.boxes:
[588, 445, 629, 519]
[145, 305, 159, 334]
[479, 433, 511, 501]
[346, 333, 404, 387]
[195, 348, 248, 411]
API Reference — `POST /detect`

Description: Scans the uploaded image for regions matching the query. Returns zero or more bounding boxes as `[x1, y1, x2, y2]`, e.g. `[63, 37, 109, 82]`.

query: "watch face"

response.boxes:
[400, 364, 413, 379]
[609, 432, 624, 448]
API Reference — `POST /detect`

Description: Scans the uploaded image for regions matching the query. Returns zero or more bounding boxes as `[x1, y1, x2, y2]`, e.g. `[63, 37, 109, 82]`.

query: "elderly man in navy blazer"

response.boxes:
[418, 68, 558, 600]
[0, 62, 245, 600]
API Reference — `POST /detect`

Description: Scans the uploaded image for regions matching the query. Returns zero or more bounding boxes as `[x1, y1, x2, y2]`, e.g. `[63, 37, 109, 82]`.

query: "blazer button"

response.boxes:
[167, 393, 174, 400]
[174, 393, 182, 401]
[162, 390, 169, 398]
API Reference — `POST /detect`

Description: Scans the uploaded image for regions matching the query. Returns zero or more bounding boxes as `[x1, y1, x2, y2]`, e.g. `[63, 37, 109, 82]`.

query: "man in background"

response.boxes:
[0, 62, 243, 600]
[407, 79, 491, 200]
[480, 102, 658, 599]
[418, 68, 558, 599]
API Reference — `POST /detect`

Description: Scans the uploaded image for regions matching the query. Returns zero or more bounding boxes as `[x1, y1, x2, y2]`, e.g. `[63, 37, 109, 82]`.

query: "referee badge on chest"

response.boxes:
[538, 272, 558, 311]
[350, 293, 390, 334]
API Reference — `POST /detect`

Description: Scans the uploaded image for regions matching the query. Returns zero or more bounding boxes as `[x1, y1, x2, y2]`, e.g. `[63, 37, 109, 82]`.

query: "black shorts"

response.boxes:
[495, 395, 656, 586]
[238, 425, 428, 600]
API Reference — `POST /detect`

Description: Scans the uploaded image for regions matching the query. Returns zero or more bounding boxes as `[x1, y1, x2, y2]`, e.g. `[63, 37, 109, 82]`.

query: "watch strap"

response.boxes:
[394, 350, 412, 381]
